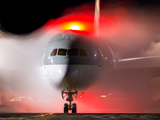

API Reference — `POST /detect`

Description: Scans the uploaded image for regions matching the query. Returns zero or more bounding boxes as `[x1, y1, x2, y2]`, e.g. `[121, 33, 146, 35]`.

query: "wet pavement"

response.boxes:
[0, 113, 160, 120]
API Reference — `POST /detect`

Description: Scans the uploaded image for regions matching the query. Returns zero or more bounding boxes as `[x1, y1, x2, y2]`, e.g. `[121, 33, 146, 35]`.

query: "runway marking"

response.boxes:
[10, 117, 25, 119]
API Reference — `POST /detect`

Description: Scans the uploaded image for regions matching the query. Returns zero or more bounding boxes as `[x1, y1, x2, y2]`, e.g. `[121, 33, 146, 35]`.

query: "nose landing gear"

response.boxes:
[62, 90, 77, 113]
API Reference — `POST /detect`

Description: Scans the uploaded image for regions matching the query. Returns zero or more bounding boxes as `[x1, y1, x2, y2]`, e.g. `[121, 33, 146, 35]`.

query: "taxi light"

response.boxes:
[79, 93, 82, 98]
[101, 95, 107, 98]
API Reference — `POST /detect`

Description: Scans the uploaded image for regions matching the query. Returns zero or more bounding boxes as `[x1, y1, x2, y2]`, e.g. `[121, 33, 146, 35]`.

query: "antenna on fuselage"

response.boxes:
[94, 0, 100, 37]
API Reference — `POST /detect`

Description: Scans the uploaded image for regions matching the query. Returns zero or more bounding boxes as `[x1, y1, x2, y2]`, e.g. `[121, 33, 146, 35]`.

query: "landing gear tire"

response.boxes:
[72, 103, 77, 113]
[64, 103, 68, 113]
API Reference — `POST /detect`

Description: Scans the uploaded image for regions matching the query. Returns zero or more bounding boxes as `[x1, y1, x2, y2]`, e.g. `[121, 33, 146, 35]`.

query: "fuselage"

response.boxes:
[42, 30, 113, 92]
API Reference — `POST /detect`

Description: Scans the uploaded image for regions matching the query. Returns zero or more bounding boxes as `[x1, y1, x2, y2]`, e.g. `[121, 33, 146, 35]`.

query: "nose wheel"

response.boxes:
[72, 103, 77, 113]
[64, 103, 77, 113]
[62, 90, 77, 113]
[64, 103, 68, 113]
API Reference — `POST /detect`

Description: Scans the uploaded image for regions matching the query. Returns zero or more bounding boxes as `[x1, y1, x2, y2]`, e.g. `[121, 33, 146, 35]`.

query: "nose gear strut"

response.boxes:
[61, 90, 77, 113]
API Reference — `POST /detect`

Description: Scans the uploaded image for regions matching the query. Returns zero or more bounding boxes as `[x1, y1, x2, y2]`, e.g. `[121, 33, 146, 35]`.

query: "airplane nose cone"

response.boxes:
[66, 65, 80, 86]
[54, 65, 67, 85]
[54, 65, 79, 88]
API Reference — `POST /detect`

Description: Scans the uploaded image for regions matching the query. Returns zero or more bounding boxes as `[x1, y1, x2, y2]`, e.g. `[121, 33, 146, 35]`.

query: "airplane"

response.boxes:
[41, 0, 114, 113]
[41, 0, 160, 113]
[0, 0, 160, 113]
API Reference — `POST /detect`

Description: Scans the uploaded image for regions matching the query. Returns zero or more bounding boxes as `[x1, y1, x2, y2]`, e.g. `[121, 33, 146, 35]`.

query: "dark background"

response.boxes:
[0, 0, 160, 35]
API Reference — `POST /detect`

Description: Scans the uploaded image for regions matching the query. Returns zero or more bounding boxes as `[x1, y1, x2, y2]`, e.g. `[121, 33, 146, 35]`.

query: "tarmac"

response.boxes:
[0, 113, 159, 120]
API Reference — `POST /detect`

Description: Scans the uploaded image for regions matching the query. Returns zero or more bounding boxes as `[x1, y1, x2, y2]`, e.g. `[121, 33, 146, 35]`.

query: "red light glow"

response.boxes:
[44, 14, 94, 33]
[63, 22, 84, 30]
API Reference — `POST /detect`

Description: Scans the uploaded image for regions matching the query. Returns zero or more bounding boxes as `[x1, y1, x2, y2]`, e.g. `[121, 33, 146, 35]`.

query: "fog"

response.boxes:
[56, 1, 160, 58]
[99, 4, 160, 59]
[0, 1, 160, 113]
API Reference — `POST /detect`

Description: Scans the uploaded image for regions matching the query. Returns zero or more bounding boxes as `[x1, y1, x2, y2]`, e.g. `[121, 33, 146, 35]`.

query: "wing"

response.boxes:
[114, 56, 160, 78]
[98, 55, 160, 99]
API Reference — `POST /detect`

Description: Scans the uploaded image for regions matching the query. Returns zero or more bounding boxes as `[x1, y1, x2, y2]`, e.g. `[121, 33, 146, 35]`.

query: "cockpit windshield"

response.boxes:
[50, 48, 87, 57]
[58, 49, 67, 56]
[50, 49, 57, 56]
[48, 47, 102, 65]
[68, 49, 78, 56]
[79, 49, 87, 56]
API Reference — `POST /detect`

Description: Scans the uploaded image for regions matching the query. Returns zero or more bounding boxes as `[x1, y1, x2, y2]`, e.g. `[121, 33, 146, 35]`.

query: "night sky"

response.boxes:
[0, 0, 160, 34]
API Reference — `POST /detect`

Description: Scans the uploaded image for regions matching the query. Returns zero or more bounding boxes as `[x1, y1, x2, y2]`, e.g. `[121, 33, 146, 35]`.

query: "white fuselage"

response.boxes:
[43, 64, 103, 92]
[42, 31, 107, 92]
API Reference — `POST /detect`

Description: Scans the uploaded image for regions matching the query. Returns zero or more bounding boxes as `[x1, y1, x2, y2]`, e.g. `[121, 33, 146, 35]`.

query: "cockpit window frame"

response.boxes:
[58, 49, 67, 56]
